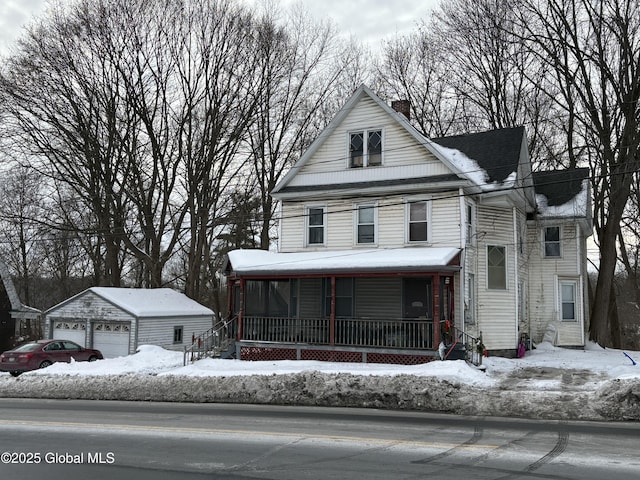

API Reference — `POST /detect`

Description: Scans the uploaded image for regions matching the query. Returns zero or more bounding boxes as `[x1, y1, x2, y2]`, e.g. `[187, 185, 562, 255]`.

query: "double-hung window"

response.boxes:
[349, 129, 382, 168]
[560, 280, 577, 321]
[408, 200, 430, 242]
[356, 204, 376, 244]
[307, 206, 326, 245]
[544, 226, 561, 257]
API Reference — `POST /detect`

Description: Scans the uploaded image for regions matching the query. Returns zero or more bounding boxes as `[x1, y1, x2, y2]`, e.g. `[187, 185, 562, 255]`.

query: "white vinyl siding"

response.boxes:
[137, 316, 212, 352]
[526, 221, 586, 346]
[280, 194, 460, 252]
[291, 96, 453, 180]
[475, 206, 517, 351]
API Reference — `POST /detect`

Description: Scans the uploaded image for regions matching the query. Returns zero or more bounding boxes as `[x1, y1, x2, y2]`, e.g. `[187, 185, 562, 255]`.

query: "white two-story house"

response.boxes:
[223, 85, 592, 364]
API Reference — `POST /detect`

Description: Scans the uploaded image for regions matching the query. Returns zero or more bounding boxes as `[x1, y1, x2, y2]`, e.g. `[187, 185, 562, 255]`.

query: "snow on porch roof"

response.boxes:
[226, 247, 461, 276]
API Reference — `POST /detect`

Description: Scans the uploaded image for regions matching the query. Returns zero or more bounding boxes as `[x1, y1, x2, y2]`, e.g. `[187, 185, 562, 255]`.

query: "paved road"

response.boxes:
[0, 399, 638, 479]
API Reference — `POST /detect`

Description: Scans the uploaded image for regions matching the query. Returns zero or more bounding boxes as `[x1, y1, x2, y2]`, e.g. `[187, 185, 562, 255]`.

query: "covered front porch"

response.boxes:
[224, 248, 462, 365]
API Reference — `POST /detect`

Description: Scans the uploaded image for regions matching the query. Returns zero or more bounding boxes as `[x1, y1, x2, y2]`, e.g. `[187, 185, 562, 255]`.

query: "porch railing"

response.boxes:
[242, 316, 434, 350]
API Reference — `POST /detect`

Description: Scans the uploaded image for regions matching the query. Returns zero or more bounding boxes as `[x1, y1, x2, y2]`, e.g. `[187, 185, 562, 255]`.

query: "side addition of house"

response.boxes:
[224, 85, 592, 364]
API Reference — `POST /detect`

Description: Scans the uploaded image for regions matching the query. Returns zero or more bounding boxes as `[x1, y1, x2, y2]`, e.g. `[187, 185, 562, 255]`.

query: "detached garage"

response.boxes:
[44, 287, 214, 358]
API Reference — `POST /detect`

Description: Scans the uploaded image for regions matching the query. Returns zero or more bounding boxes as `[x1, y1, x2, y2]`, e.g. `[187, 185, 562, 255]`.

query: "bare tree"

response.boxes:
[247, 5, 366, 250]
[0, 165, 46, 305]
[374, 29, 469, 137]
[169, 0, 264, 301]
[0, 0, 133, 286]
[374, 0, 558, 165]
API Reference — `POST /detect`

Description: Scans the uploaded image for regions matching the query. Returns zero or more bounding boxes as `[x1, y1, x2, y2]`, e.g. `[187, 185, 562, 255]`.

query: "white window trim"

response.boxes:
[465, 273, 475, 325]
[486, 244, 508, 290]
[558, 278, 579, 322]
[465, 202, 476, 246]
[405, 198, 432, 244]
[353, 202, 378, 246]
[543, 225, 562, 258]
[305, 205, 327, 247]
[347, 128, 384, 168]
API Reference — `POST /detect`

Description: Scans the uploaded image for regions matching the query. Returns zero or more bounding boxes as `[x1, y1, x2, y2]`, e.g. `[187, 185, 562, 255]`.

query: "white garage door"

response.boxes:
[52, 321, 87, 345]
[93, 323, 131, 358]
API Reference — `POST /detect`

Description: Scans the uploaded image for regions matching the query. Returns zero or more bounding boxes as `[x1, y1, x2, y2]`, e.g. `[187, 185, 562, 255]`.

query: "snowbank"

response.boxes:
[0, 343, 638, 421]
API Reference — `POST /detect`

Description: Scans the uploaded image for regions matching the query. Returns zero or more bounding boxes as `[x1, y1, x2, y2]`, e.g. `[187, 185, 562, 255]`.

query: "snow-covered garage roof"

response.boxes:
[226, 247, 461, 277]
[46, 287, 213, 318]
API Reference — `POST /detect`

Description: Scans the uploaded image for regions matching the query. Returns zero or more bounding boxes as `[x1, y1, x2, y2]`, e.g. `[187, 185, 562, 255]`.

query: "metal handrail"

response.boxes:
[444, 326, 484, 366]
[183, 317, 236, 365]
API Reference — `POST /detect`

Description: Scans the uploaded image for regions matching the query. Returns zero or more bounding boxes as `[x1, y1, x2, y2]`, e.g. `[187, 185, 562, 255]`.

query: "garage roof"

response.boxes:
[47, 288, 213, 318]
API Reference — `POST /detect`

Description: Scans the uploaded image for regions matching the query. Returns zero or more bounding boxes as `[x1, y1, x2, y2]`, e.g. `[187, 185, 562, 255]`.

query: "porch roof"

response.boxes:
[226, 247, 461, 277]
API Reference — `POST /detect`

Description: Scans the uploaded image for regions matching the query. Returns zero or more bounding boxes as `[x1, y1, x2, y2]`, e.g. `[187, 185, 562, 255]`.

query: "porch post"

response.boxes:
[433, 274, 441, 347]
[227, 279, 234, 323]
[330, 276, 336, 345]
[238, 278, 245, 341]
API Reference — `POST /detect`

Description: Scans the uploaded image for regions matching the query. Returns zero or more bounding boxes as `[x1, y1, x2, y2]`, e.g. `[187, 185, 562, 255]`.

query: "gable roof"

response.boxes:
[46, 287, 213, 318]
[432, 127, 526, 184]
[272, 84, 480, 196]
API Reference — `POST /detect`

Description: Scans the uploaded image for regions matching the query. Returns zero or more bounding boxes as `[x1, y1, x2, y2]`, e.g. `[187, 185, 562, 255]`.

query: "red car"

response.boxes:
[0, 340, 103, 377]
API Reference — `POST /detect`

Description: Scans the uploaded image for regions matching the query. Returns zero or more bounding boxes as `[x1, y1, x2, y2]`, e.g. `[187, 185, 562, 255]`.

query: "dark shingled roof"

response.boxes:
[532, 168, 590, 207]
[432, 126, 525, 183]
[275, 174, 463, 195]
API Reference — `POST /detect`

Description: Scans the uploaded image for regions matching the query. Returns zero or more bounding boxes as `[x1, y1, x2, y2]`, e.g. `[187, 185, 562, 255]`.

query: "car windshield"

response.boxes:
[12, 343, 42, 352]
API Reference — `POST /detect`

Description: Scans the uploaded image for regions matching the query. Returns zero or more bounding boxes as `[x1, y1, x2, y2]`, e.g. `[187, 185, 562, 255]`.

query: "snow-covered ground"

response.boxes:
[1, 342, 639, 422]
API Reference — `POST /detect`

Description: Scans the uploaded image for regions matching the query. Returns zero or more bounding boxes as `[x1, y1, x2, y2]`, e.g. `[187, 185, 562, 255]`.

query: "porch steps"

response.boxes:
[183, 319, 237, 365]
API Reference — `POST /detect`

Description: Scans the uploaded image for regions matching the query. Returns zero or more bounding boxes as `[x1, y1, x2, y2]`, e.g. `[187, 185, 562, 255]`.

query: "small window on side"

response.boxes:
[173, 326, 184, 344]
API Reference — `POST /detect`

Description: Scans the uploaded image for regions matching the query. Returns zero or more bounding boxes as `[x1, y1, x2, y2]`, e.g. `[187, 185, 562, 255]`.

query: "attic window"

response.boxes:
[349, 130, 382, 168]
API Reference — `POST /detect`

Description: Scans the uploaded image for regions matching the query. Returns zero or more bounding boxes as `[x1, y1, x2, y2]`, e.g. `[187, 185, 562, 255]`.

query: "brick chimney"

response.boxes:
[391, 99, 410, 120]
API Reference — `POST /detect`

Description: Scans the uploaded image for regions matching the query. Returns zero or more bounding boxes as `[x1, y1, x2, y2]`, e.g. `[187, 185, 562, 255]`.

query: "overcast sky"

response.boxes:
[0, 0, 439, 55]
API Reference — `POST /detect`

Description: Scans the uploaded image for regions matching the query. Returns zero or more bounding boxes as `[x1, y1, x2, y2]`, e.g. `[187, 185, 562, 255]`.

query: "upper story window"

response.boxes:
[466, 203, 475, 245]
[349, 129, 382, 168]
[408, 200, 430, 242]
[544, 226, 561, 257]
[356, 204, 376, 244]
[307, 206, 326, 245]
[487, 245, 507, 290]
